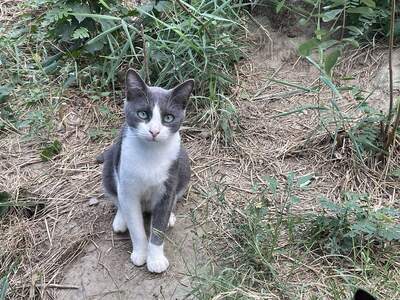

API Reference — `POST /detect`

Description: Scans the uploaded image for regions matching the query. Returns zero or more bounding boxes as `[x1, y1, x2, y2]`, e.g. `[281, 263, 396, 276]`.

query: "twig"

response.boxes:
[141, 24, 150, 85]
[384, 0, 397, 150]
[17, 284, 80, 289]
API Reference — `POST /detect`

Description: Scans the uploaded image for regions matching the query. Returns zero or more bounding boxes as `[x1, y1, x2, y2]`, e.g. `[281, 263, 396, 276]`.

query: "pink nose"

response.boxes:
[149, 129, 160, 138]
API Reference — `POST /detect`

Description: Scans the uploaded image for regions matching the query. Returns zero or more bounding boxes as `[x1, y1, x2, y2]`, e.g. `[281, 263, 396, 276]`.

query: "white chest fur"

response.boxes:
[117, 129, 181, 208]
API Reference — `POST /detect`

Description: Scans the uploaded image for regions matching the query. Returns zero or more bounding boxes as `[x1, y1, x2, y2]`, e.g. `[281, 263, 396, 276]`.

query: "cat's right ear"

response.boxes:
[126, 69, 147, 100]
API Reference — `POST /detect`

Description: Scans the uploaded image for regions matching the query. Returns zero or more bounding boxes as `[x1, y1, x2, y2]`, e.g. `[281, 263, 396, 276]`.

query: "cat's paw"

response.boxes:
[147, 243, 169, 273]
[112, 211, 127, 233]
[130, 251, 147, 266]
[146, 254, 169, 273]
[168, 213, 176, 228]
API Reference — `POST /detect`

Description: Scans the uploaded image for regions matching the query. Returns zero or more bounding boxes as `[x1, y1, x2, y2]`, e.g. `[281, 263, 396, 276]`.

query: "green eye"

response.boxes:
[163, 114, 174, 123]
[137, 111, 149, 120]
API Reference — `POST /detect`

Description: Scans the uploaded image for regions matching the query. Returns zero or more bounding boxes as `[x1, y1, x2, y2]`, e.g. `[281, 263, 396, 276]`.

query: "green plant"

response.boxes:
[189, 173, 314, 298]
[27, 0, 247, 142]
[276, 0, 400, 40]
[0, 275, 8, 300]
[306, 192, 400, 255]
[0, 192, 11, 217]
[40, 139, 62, 161]
[271, 0, 400, 161]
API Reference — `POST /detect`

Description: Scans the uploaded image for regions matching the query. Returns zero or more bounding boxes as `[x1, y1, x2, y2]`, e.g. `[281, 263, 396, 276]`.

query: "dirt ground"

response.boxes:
[1, 6, 399, 300]
[54, 17, 320, 299]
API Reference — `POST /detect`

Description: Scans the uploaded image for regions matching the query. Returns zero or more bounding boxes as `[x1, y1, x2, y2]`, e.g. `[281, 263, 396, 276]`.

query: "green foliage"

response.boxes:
[287, 0, 399, 40]
[0, 192, 11, 217]
[190, 173, 315, 298]
[27, 0, 246, 142]
[273, 0, 400, 160]
[0, 275, 8, 300]
[40, 139, 62, 161]
[306, 193, 400, 254]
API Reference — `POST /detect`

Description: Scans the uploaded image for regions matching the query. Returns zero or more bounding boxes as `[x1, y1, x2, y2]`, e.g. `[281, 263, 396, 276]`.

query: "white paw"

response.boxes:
[168, 213, 176, 228]
[146, 254, 169, 273]
[130, 251, 147, 266]
[112, 211, 127, 233]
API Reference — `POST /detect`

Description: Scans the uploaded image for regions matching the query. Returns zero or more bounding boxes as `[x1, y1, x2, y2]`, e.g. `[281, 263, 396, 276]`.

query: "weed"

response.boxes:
[0, 192, 11, 217]
[305, 193, 400, 255]
[26, 0, 247, 142]
[189, 173, 400, 298]
[271, 0, 400, 162]
[0, 275, 8, 300]
[40, 139, 62, 161]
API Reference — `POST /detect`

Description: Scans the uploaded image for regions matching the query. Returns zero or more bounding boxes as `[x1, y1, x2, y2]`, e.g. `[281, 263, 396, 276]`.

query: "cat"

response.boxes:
[354, 289, 376, 300]
[101, 69, 193, 273]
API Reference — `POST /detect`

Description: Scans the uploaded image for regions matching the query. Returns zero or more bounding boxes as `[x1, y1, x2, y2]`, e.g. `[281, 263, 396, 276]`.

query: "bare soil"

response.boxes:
[1, 7, 399, 300]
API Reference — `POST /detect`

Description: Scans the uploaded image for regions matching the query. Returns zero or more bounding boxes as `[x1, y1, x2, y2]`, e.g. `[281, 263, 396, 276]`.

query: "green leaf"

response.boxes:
[276, 0, 285, 13]
[320, 197, 342, 214]
[0, 191, 10, 216]
[98, 0, 112, 10]
[40, 140, 62, 161]
[389, 169, 400, 177]
[322, 9, 342, 22]
[72, 27, 90, 40]
[0, 275, 8, 300]
[264, 176, 278, 195]
[347, 7, 373, 14]
[318, 39, 338, 50]
[379, 225, 400, 241]
[84, 38, 105, 54]
[324, 49, 341, 77]
[346, 26, 364, 36]
[71, 3, 91, 22]
[290, 195, 300, 204]
[360, 0, 376, 8]
[154, 1, 172, 12]
[297, 174, 314, 189]
[0, 86, 11, 104]
[298, 38, 319, 56]
[342, 37, 360, 48]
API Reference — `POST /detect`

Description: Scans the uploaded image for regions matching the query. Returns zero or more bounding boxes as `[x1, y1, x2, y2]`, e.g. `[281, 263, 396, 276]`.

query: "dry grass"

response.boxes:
[1, 2, 400, 300]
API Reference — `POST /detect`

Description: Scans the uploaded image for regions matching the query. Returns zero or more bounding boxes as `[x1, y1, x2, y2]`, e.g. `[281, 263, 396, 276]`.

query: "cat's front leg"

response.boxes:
[118, 184, 148, 266]
[147, 186, 176, 273]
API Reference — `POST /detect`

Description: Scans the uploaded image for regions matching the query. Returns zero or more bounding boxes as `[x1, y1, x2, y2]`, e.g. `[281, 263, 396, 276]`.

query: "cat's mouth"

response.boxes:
[147, 136, 160, 143]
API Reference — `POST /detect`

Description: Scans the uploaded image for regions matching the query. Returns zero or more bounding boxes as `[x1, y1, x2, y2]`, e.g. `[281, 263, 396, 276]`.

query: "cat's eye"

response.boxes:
[163, 114, 174, 123]
[137, 111, 149, 120]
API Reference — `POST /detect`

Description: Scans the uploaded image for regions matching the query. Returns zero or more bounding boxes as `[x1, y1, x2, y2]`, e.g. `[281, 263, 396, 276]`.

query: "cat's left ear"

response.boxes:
[170, 79, 194, 108]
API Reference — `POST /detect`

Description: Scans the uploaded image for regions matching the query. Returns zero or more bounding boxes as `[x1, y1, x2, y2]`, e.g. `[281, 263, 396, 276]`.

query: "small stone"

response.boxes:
[88, 197, 99, 206]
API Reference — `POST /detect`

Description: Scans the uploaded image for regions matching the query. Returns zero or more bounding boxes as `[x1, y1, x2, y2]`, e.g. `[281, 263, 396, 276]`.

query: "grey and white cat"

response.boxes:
[101, 69, 193, 273]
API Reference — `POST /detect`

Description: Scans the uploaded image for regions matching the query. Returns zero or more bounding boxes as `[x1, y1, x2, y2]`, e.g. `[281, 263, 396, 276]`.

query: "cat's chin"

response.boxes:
[142, 136, 170, 144]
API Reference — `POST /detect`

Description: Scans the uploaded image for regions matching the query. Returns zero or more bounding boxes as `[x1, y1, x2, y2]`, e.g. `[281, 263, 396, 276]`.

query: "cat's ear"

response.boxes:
[126, 69, 147, 100]
[354, 289, 376, 300]
[170, 79, 194, 108]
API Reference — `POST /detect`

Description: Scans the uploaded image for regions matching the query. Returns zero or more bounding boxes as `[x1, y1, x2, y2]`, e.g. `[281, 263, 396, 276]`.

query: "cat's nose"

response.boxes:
[149, 129, 160, 138]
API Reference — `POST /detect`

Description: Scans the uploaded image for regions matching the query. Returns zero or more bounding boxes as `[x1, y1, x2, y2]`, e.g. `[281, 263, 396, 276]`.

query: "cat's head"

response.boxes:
[124, 69, 194, 143]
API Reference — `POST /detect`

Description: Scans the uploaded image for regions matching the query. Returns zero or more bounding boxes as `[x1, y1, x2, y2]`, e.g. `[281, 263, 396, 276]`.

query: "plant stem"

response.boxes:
[141, 24, 149, 84]
[175, 0, 212, 39]
[384, 0, 396, 150]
